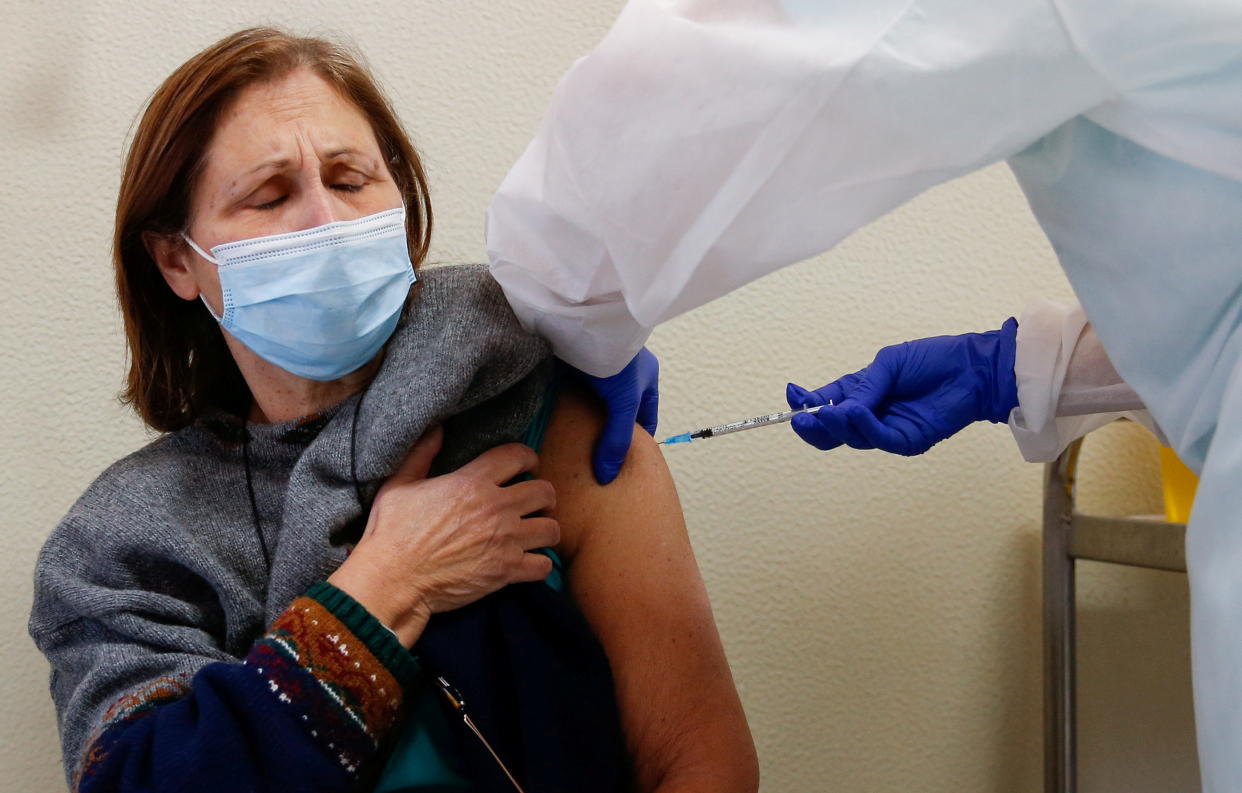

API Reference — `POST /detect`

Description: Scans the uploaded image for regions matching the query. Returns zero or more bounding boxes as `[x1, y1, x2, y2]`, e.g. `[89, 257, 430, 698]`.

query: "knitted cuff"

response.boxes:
[247, 583, 421, 774]
[305, 580, 420, 689]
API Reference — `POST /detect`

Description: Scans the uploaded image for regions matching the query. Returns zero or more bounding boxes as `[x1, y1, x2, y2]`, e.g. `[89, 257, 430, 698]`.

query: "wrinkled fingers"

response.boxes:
[459, 442, 539, 484]
[515, 516, 561, 550]
[502, 477, 557, 515]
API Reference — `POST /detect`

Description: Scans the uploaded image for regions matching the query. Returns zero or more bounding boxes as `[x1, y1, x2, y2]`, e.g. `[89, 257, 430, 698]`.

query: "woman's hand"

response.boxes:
[327, 426, 560, 647]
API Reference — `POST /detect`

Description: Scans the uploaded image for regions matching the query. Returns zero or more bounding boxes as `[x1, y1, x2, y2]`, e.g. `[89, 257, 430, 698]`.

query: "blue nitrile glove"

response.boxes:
[578, 347, 660, 484]
[787, 318, 1019, 456]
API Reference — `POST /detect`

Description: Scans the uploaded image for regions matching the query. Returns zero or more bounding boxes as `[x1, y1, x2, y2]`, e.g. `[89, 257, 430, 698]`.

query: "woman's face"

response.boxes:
[174, 67, 404, 314]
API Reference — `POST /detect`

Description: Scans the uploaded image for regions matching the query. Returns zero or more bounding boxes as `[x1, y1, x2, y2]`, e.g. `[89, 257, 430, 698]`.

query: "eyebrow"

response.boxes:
[242, 147, 362, 176]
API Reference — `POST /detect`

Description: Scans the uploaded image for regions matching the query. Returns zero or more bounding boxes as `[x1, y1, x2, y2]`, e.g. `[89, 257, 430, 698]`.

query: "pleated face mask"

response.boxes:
[183, 206, 416, 381]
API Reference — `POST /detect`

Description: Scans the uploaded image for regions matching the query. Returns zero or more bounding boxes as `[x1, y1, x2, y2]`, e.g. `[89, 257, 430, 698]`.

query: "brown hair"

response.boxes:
[115, 27, 432, 432]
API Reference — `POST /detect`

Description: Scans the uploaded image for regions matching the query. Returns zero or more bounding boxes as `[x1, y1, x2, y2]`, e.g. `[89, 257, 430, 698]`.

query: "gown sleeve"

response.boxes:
[1009, 299, 1165, 462]
[486, 0, 1114, 375]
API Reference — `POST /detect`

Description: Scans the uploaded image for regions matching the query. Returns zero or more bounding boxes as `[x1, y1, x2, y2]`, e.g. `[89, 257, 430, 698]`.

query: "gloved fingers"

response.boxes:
[846, 362, 897, 414]
[581, 347, 661, 484]
[786, 382, 828, 409]
[790, 411, 843, 451]
[845, 404, 926, 456]
[842, 344, 909, 414]
[634, 349, 660, 436]
[786, 371, 863, 410]
[592, 405, 638, 485]
[636, 385, 659, 437]
[807, 402, 876, 450]
[793, 401, 930, 455]
[834, 404, 882, 450]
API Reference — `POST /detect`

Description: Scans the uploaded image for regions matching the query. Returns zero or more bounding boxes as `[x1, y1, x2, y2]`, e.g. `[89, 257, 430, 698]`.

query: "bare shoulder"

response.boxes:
[535, 385, 675, 562]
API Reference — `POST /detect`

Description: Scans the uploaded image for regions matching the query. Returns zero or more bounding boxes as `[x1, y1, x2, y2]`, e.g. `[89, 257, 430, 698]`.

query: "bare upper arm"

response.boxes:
[535, 387, 758, 793]
[536, 387, 676, 560]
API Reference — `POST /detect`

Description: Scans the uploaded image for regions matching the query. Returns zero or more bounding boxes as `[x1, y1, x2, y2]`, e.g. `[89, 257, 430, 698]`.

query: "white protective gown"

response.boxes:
[486, 1, 1242, 786]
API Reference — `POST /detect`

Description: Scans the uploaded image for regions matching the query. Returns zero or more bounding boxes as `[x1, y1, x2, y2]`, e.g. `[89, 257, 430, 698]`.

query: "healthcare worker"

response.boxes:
[484, 0, 1242, 789]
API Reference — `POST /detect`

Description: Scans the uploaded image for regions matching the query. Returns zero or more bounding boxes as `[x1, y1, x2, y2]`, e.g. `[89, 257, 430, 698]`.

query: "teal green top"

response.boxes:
[373, 390, 563, 792]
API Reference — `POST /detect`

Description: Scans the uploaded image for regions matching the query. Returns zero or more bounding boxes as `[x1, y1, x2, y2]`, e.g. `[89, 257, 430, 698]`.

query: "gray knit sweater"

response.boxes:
[28, 264, 553, 786]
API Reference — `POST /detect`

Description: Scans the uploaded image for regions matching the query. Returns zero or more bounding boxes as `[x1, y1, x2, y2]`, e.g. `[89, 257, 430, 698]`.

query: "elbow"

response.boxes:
[636, 724, 760, 793]
[732, 743, 763, 793]
[652, 754, 760, 793]
[726, 746, 761, 793]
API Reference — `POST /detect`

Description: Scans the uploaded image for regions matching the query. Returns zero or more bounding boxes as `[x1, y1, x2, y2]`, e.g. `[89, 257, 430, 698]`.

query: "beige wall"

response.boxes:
[0, 2, 1197, 790]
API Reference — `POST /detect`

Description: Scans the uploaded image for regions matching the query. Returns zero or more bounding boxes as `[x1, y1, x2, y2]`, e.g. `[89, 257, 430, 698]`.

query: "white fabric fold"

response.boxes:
[1009, 300, 1165, 462]
[487, 0, 1110, 374]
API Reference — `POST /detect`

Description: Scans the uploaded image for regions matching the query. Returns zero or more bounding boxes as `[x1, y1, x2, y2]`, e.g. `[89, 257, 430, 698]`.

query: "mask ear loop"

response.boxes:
[181, 232, 220, 265]
[181, 233, 227, 322]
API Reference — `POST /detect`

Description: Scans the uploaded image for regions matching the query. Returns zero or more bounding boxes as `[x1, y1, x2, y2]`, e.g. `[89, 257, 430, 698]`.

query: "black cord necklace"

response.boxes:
[240, 428, 271, 570]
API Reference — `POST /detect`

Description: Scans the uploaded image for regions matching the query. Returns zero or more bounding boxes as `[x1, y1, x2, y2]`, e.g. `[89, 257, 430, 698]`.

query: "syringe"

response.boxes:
[658, 403, 829, 445]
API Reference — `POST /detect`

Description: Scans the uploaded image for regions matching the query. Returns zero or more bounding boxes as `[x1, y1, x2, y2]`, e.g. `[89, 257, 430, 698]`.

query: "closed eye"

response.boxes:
[253, 195, 287, 211]
[252, 184, 362, 210]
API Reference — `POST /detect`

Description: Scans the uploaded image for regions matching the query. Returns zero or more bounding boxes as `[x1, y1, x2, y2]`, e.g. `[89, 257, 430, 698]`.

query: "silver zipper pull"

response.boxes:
[434, 675, 528, 793]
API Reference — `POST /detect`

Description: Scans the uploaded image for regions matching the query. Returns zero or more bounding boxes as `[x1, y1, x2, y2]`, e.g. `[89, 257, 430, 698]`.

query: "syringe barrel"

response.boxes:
[706, 410, 797, 437]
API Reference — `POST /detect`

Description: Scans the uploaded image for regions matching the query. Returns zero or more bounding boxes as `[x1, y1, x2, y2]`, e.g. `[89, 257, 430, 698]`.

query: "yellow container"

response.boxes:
[1159, 446, 1199, 524]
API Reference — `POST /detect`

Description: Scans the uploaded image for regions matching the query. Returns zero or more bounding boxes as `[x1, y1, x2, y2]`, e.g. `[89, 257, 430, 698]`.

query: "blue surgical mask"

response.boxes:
[183, 207, 416, 381]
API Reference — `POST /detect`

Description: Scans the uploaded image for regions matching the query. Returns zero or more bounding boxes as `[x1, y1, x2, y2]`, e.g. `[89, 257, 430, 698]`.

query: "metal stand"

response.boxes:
[1043, 437, 1187, 793]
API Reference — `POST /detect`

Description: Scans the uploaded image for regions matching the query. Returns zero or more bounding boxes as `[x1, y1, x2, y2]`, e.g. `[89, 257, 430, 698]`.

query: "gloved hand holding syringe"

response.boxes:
[659, 403, 830, 446]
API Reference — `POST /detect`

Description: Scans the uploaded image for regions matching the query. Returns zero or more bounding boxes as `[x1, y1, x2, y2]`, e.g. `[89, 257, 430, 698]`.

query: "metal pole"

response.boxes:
[1044, 440, 1081, 793]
